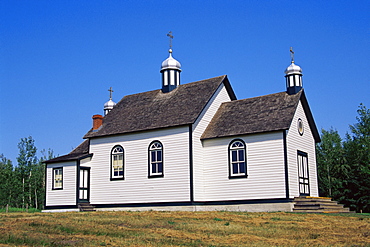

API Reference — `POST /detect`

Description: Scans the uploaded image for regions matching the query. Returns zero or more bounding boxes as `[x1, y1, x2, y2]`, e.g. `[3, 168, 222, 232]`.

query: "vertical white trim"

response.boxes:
[163, 71, 168, 86]
[170, 70, 175, 85]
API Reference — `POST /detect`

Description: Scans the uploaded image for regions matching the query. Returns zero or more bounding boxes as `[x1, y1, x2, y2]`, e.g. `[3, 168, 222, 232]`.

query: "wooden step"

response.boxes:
[78, 203, 96, 212]
[292, 196, 352, 214]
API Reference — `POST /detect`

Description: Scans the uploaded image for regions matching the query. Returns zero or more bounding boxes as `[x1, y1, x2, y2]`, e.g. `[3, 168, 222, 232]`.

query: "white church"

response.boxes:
[44, 43, 320, 212]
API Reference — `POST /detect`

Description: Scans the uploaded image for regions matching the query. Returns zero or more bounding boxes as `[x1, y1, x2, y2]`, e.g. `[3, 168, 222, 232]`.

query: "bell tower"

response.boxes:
[285, 47, 303, 95]
[160, 31, 181, 93]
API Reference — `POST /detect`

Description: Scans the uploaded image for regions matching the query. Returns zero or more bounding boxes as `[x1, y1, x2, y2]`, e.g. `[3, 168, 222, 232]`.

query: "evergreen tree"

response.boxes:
[0, 154, 15, 208]
[343, 104, 370, 212]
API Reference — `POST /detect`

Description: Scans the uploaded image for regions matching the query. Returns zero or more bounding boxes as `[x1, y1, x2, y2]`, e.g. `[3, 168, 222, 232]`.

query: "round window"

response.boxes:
[298, 118, 304, 136]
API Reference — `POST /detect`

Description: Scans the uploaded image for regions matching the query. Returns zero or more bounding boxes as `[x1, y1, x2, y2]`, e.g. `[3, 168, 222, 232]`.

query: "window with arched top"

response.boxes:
[148, 141, 163, 178]
[229, 139, 247, 178]
[111, 145, 124, 180]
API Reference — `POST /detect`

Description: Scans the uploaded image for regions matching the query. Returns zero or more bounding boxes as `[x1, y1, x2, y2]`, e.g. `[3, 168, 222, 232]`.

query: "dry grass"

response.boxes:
[0, 211, 369, 246]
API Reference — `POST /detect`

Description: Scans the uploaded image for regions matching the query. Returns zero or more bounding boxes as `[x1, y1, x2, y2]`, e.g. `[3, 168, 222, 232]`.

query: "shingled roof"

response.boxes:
[201, 90, 320, 142]
[45, 140, 91, 164]
[84, 75, 236, 138]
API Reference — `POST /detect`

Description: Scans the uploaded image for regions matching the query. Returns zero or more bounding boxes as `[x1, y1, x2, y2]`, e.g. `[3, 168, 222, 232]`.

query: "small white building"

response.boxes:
[44, 48, 320, 212]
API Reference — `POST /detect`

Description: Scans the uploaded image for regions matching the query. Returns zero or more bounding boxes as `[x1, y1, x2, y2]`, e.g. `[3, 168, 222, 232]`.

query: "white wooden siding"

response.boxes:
[80, 157, 91, 167]
[202, 132, 286, 201]
[286, 101, 318, 197]
[192, 84, 231, 201]
[45, 162, 77, 206]
[89, 126, 190, 205]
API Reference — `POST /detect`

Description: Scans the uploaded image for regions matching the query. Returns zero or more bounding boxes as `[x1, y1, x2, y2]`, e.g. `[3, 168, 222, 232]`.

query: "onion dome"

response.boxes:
[161, 49, 181, 72]
[161, 49, 182, 93]
[104, 87, 116, 116]
[285, 61, 303, 95]
[285, 62, 302, 75]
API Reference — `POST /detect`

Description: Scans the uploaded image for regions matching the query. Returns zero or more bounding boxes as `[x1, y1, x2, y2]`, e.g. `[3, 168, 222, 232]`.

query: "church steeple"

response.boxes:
[104, 87, 116, 116]
[285, 47, 303, 95]
[160, 31, 181, 93]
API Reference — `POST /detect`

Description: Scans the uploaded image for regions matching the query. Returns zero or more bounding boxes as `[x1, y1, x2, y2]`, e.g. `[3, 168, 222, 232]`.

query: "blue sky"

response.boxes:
[0, 0, 369, 164]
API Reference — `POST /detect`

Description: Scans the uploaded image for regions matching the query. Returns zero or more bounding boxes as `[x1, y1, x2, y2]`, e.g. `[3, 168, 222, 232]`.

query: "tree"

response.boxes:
[15, 136, 38, 209]
[0, 154, 15, 208]
[316, 128, 348, 198]
[343, 104, 370, 212]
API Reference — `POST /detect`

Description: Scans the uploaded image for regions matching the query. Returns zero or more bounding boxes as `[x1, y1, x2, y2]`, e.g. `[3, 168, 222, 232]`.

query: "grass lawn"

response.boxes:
[0, 210, 369, 246]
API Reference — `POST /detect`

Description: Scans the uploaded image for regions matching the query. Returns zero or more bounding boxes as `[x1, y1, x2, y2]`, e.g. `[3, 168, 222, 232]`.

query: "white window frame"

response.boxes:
[149, 141, 163, 178]
[229, 139, 247, 178]
[111, 145, 124, 180]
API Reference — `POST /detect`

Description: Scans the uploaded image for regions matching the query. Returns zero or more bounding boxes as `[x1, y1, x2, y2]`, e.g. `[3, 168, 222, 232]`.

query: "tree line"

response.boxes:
[0, 104, 369, 212]
[0, 137, 54, 210]
[317, 104, 370, 213]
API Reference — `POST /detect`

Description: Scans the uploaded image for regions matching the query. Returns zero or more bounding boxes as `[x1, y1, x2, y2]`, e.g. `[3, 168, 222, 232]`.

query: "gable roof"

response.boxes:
[201, 90, 320, 143]
[44, 140, 91, 164]
[84, 75, 236, 138]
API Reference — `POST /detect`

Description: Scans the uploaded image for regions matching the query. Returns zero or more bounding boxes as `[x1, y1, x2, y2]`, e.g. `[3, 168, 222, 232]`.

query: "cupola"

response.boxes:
[285, 47, 303, 95]
[104, 87, 116, 116]
[160, 32, 181, 93]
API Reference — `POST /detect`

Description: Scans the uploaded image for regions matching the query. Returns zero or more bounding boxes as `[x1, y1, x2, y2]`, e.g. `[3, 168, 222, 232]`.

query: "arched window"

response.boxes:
[229, 140, 247, 178]
[148, 141, 163, 177]
[111, 145, 124, 180]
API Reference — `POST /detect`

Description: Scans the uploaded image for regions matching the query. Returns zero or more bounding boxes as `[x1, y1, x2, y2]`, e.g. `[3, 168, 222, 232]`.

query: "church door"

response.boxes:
[79, 167, 90, 202]
[298, 151, 310, 196]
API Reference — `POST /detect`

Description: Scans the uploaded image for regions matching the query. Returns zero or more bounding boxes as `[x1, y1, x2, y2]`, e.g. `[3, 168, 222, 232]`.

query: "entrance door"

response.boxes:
[298, 151, 310, 196]
[79, 168, 90, 202]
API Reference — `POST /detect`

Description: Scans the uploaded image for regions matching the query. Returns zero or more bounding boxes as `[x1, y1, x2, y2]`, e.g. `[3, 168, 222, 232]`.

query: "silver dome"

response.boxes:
[161, 49, 181, 72]
[104, 99, 116, 109]
[285, 62, 302, 75]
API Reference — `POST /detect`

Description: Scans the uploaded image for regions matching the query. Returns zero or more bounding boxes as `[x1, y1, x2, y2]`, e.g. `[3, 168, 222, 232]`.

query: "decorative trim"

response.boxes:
[299, 91, 321, 143]
[52, 167, 63, 190]
[228, 139, 248, 179]
[297, 118, 304, 136]
[44, 205, 78, 210]
[76, 160, 80, 206]
[110, 145, 125, 180]
[283, 130, 289, 199]
[79, 167, 91, 203]
[297, 150, 310, 196]
[92, 198, 294, 208]
[148, 140, 164, 178]
[189, 124, 194, 202]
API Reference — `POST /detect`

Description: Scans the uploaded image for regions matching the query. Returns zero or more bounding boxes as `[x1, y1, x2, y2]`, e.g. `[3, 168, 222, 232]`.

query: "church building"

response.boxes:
[44, 43, 320, 212]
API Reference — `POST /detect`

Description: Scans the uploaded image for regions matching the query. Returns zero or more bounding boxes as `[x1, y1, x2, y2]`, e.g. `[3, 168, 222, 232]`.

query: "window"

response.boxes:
[229, 140, 247, 178]
[149, 141, 163, 177]
[53, 167, 63, 189]
[111, 145, 124, 180]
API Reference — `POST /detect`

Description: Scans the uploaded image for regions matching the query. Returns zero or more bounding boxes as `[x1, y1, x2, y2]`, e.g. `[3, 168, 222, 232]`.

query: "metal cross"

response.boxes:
[290, 47, 295, 63]
[167, 31, 173, 50]
[108, 87, 113, 100]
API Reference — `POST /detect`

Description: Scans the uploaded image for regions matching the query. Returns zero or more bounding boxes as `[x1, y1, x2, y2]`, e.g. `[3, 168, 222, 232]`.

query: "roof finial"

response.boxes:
[167, 31, 173, 53]
[290, 47, 295, 63]
[108, 87, 113, 100]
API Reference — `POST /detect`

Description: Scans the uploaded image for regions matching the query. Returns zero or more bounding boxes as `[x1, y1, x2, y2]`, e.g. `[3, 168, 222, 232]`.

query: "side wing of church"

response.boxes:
[44, 47, 320, 212]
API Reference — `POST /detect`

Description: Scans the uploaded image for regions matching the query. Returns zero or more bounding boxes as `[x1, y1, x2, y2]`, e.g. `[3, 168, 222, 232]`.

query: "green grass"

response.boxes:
[0, 207, 41, 213]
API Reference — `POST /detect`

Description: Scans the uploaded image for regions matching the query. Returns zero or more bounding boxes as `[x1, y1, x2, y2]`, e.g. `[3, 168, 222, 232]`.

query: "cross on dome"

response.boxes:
[108, 87, 114, 100]
[290, 47, 295, 63]
[167, 31, 173, 52]
[104, 86, 116, 116]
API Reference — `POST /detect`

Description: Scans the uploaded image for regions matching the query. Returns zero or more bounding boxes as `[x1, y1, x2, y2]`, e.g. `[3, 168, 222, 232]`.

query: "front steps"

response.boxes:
[78, 202, 96, 212]
[293, 196, 354, 213]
